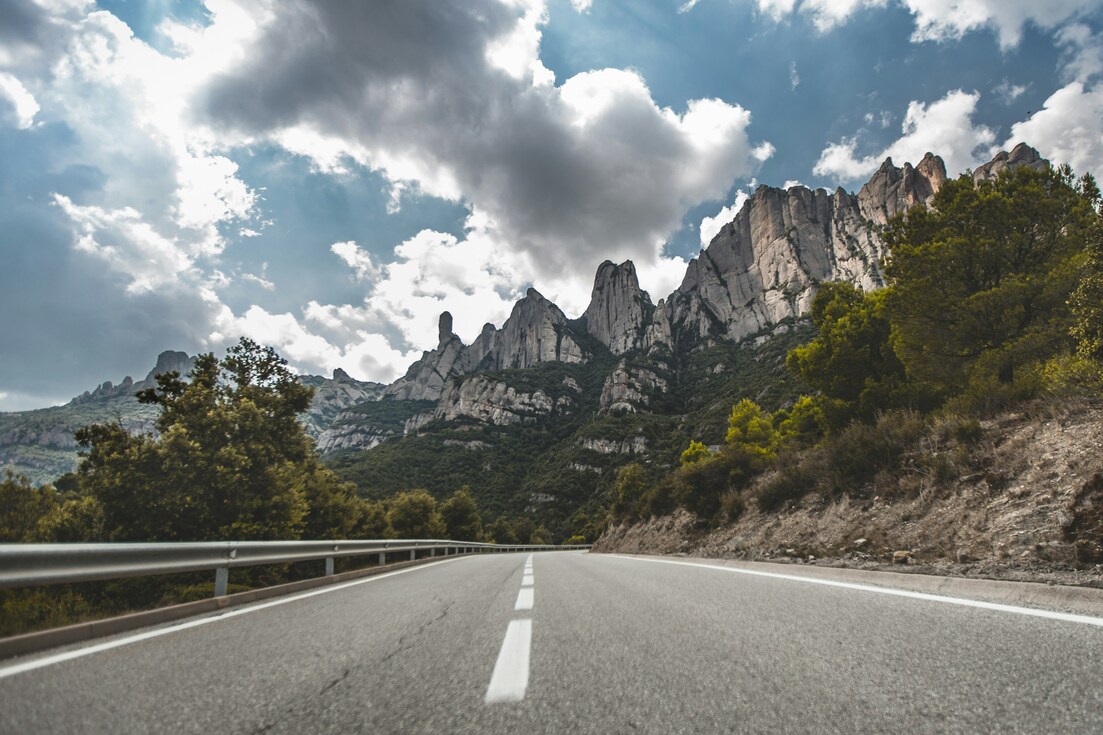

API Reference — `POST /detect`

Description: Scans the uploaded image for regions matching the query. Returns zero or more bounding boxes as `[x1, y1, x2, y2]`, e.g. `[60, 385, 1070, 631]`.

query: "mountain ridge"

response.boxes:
[2, 144, 1049, 524]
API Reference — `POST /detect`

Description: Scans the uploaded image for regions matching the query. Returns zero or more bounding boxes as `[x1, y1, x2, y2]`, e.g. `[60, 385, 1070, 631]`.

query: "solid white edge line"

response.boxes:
[0, 556, 467, 680]
[515, 587, 534, 611]
[521, 574, 534, 587]
[610, 555, 1103, 627]
[485, 618, 532, 704]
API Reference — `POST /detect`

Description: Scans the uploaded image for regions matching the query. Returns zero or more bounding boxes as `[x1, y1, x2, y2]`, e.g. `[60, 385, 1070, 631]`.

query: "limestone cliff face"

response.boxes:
[492, 289, 585, 369]
[384, 289, 587, 401]
[431, 373, 581, 426]
[299, 369, 385, 438]
[314, 421, 396, 453]
[580, 436, 649, 454]
[663, 153, 950, 346]
[599, 360, 669, 414]
[583, 261, 653, 355]
[857, 152, 947, 227]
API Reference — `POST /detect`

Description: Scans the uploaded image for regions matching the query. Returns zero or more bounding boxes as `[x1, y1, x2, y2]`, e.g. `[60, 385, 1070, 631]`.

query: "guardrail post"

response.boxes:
[325, 557, 334, 576]
[214, 567, 228, 597]
[378, 552, 385, 566]
[409, 549, 416, 561]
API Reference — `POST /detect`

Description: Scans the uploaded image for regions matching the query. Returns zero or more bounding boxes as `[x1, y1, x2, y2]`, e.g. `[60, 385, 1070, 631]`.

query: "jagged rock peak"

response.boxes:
[332, 367, 351, 381]
[496, 287, 585, 369]
[583, 260, 654, 355]
[146, 350, 194, 381]
[973, 142, 1047, 182]
[438, 311, 454, 347]
[858, 152, 947, 227]
[69, 350, 197, 405]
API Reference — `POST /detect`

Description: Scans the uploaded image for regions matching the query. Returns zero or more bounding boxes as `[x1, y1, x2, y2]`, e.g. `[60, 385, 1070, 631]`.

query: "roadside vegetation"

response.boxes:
[0, 339, 544, 636]
[607, 164, 1103, 540]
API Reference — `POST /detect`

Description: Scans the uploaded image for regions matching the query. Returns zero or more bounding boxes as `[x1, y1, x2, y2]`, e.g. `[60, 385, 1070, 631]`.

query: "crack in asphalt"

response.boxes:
[379, 598, 454, 665]
[319, 667, 351, 696]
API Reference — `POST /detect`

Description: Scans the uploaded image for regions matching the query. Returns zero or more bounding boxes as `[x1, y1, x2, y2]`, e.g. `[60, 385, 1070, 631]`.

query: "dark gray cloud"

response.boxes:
[201, 0, 763, 281]
[0, 212, 212, 408]
[0, 120, 214, 408]
[0, 1, 46, 47]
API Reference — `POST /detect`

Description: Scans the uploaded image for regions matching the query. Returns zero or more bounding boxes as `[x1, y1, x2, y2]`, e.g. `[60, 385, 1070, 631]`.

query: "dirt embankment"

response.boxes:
[594, 400, 1103, 587]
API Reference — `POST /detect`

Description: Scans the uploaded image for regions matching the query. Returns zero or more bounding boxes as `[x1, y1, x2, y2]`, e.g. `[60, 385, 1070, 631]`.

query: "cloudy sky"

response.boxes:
[2, 0, 1102, 410]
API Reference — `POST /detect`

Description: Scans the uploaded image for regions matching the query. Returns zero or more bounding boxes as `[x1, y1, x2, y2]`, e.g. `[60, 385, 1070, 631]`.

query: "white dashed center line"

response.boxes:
[485, 555, 537, 704]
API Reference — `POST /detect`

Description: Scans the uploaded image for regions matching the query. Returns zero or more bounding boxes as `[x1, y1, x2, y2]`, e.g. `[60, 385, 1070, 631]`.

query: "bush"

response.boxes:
[674, 451, 746, 520]
[952, 418, 983, 445]
[720, 490, 745, 521]
[755, 453, 820, 512]
[680, 440, 711, 465]
[821, 410, 928, 494]
[639, 478, 677, 519]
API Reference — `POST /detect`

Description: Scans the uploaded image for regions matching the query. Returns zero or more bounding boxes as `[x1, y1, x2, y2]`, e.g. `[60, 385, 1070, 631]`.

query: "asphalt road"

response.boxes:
[2, 552, 1102, 734]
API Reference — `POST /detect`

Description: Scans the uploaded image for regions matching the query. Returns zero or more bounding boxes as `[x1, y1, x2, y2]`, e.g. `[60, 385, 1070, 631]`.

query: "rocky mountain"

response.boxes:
[329, 146, 960, 455]
[384, 288, 589, 402]
[325, 144, 1050, 534]
[68, 351, 196, 405]
[583, 261, 655, 355]
[4, 144, 1050, 534]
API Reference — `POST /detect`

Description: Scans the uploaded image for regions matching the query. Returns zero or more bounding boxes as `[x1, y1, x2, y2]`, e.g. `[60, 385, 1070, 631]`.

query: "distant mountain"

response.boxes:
[0, 353, 384, 486]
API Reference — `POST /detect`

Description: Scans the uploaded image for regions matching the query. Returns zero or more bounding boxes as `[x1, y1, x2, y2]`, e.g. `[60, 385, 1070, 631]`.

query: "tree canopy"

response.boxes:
[884, 164, 1097, 405]
[76, 338, 359, 541]
[786, 282, 908, 421]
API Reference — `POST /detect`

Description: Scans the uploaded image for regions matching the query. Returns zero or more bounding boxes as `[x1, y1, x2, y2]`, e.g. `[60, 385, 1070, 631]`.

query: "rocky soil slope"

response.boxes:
[595, 398, 1103, 587]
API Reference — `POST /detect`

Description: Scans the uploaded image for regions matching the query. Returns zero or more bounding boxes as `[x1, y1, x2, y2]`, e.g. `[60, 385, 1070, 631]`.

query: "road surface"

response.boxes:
[2, 552, 1101, 733]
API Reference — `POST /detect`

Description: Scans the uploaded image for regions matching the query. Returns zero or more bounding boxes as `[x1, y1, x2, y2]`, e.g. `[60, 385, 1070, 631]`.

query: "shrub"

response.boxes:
[680, 440, 711, 465]
[720, 490, 745, 521]
[821, 410, 928, 494]
[755, 454, 819, 512]
[674, 455, 730, 519]
[639, 478, 677, 519]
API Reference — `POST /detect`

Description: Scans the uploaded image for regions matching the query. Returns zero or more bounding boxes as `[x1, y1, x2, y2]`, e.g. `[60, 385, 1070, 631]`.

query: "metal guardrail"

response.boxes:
[0, 540, 590, 597]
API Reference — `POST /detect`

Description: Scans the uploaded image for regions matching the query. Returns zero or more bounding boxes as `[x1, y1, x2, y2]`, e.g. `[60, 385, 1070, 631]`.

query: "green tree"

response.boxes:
[76, 338, 335, 541]
[511, 517, 536, 545]
[610, 463, 648, 521]
[486, 516, 518, 544]
[357, 500, 390, 538]
[775, 395, 830, 447]
[37, 496, 103, 542]
[884, 164, 1095, 405]
[725, 399, 778, 461]
[439, 486, 482, 541]
[298, 459, 364, 539]
[385, 489, 444, 538]
[786, 282, 908, 420]
[1070, 220, 1103, 362]
[530, 525, 551, 545]
[0, 471, 58, 542]
[680, 440, 711, 466]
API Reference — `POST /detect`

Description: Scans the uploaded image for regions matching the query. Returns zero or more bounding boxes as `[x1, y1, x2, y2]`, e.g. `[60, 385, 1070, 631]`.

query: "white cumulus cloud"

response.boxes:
[903, 0, 1099, 50]
[1004, 82, 1103, 178]
[813, 89, 996, 182]
[200, 1, 768, 322]
[0, 71, 38, 128]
